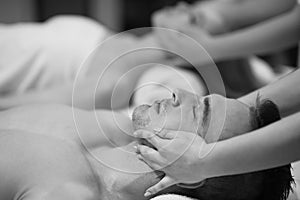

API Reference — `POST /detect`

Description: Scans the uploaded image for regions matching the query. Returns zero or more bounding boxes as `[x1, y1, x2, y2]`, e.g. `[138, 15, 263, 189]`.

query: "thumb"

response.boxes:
[144, 176, 177, 197]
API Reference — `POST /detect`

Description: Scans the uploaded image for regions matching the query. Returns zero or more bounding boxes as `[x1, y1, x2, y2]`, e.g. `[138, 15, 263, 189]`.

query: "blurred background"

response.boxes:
[0, 0, 198, 31]
[0, 0, 298, 98]
[0, 0, 297, 64]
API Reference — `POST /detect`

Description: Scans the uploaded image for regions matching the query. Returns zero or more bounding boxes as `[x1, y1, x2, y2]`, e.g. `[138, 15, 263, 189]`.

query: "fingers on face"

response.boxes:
[156, 130, 177, 139]
[134, 130, 167, 148]
[144, 176, 177, 197]
[137, 154, 161, 171]
[136, 145, 164, 168]
[134, 129, 178, 147]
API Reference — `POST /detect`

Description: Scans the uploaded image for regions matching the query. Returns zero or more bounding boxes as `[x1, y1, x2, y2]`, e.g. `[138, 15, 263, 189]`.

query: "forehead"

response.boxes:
[133, 66, 205, 105]
[205, 96, 252, 142]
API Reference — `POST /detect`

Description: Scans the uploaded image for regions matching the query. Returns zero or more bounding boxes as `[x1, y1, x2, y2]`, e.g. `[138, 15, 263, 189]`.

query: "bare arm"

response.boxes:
[133, 111, 300, 194]
[210, 5, 300, 61]
[203, 111, 300, 178]
[193, 0, 297, 30]
[239, 69, 300, 117]
[155, 5, 300, 66]
[0, 34, 165, 110]
[0, 78, 110, 110]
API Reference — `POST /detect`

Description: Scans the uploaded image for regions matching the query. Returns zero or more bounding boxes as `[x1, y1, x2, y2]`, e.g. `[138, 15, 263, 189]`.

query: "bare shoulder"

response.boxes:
[0, 129, 78, 158]
[0, 130, 99, 200]
[0, 129, 91, 180]
[0, 104, 89, 137]
[0, 104, 81, 115]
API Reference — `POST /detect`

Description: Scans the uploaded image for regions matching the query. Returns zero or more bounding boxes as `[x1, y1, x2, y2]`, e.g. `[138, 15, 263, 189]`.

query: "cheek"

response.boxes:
[147, 109, 198, 132]
[167, 109, 198, 132]
[147, 111, 180, 131]
[164, 113, 181, 130]
[164, 109, 195, 131]
[134, 87, 170, 106]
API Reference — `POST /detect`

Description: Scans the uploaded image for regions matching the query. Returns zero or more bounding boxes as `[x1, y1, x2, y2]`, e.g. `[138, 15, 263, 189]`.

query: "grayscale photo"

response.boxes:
[0, 0, 299, 199]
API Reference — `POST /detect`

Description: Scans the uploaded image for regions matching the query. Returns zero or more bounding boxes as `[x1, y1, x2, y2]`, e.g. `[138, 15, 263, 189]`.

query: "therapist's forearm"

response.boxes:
[210, 5, 300, 61]
[203, 112, 300, 178]
[0, 78, 112, 110]
[239, 69, 300, 117]
[195, 0, 297, 30]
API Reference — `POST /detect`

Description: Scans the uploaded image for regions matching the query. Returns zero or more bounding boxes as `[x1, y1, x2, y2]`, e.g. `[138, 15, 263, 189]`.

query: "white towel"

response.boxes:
[0, 15, 108, 95]
[150, 194, 196, 200]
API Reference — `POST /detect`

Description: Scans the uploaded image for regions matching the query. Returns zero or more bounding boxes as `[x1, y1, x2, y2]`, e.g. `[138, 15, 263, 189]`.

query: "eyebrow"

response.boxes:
[201, 96, 211, 134]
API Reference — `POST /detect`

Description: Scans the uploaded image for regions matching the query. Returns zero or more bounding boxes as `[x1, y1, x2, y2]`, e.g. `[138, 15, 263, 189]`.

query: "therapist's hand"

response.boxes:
[152, 2, 191, 29]
[134, 129, 209, 197]
[152, 1, 228, 35]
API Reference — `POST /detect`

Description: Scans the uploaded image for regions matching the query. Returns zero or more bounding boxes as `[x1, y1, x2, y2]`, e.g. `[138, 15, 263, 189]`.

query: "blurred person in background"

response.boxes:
[153, 0, 299, 97]
[0, 13, 211, 111]
[1, 0, 298, 110]
[153, 0, 299, 68]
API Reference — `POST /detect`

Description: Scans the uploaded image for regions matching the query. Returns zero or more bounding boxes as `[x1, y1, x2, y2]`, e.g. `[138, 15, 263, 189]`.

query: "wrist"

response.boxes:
[196, 141, 215, 180]
[198, 141, 226, 179]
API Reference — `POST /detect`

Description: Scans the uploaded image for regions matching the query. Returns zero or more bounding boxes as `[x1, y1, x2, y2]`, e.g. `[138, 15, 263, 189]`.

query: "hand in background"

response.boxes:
[151, 1, 229, 35]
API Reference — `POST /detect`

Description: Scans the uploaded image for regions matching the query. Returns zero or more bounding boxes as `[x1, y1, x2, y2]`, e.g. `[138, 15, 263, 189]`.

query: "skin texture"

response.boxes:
[0, 88, 253, 200]
[132, 89, 292, 200]
[239, 69, 300, 117]
[132, 65, 206, 107]
[0, 130, 100, 200]
[0, 89, 292, 200]
[154, 4, 300, 66]
[0, 105, 156, 200]
[132, 88, 253, 143]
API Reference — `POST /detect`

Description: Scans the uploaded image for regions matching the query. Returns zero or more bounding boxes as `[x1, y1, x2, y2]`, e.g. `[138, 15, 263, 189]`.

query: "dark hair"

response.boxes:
[162, 98, 294, 200]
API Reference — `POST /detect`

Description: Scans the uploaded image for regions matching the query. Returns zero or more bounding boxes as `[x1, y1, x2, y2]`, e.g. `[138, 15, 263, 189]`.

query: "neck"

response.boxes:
[86, 142, 161, 200]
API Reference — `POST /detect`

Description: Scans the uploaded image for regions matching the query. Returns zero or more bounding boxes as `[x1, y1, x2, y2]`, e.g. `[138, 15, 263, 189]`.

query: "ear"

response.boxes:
[255, 99, 281, 128]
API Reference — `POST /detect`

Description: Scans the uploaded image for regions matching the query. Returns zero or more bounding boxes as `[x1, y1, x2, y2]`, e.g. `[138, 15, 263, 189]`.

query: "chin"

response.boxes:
[132, 104, 151, 130]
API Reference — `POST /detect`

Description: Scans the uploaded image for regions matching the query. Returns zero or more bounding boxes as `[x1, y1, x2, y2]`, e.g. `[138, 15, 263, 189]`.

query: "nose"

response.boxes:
[153, 99, 163, 104]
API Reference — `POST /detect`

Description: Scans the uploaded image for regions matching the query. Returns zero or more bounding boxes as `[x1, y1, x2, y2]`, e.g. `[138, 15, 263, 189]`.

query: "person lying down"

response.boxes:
[0, 89, 293, 200]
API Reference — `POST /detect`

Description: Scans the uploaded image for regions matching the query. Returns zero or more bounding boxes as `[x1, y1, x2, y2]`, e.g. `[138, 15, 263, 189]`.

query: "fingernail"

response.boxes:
[144, 191, 152, 197]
